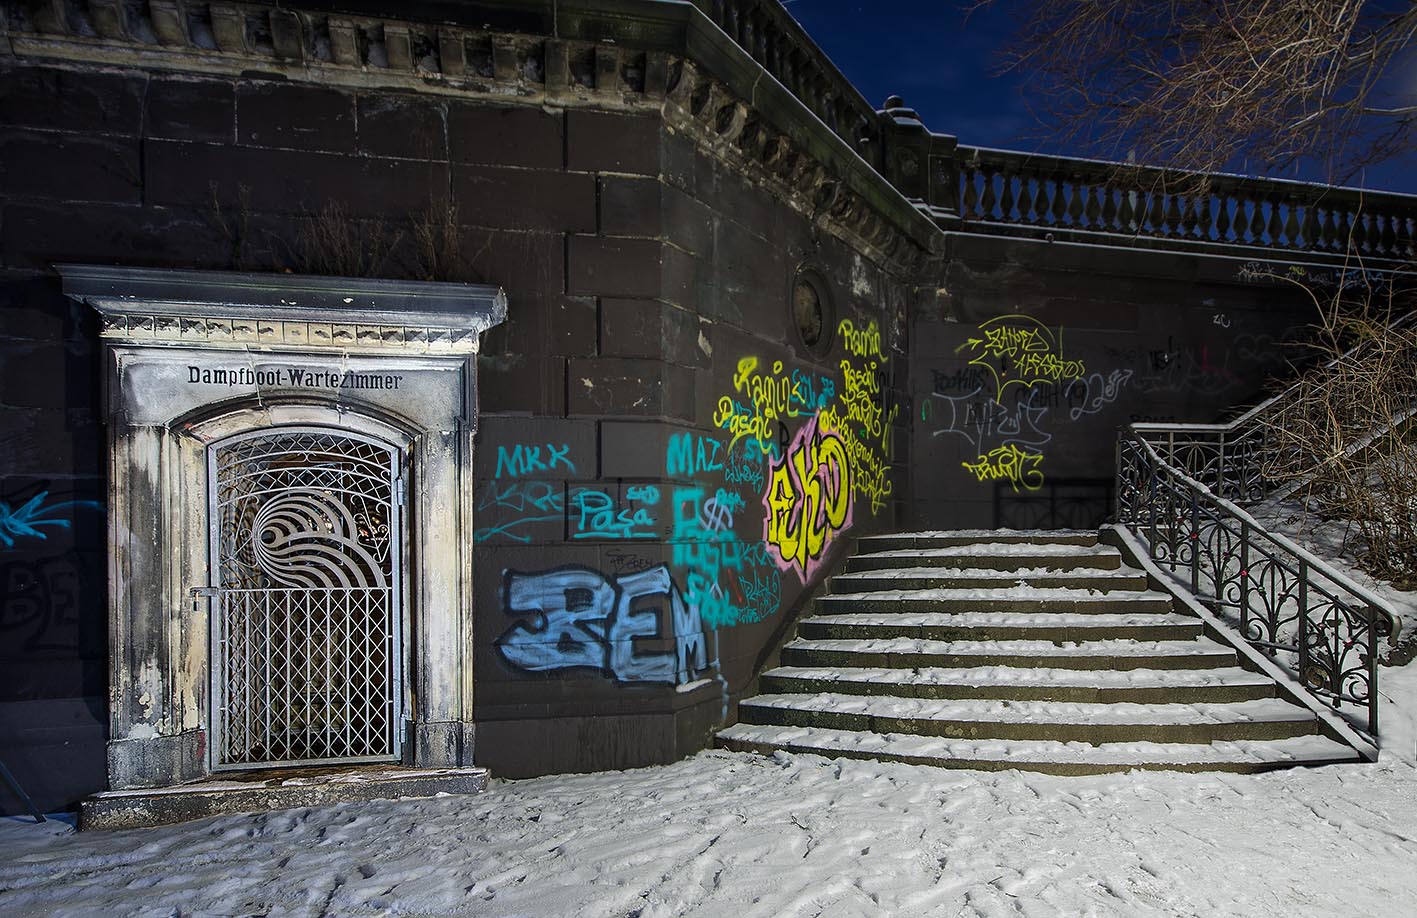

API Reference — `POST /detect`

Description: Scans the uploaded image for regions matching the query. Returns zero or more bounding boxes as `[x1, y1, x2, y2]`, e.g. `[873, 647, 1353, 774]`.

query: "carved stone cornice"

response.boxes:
[3, 1, 676, 108]
[59, 265, 507, 354]
[663, 59, 937, 271]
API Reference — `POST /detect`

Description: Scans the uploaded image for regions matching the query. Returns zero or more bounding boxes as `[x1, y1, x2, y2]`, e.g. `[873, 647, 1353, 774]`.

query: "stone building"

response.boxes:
[2, 0, 1414, 814]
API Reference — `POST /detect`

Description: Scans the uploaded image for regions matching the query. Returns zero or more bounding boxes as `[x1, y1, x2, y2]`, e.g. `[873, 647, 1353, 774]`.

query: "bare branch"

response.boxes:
[989, 0, 1417, 181]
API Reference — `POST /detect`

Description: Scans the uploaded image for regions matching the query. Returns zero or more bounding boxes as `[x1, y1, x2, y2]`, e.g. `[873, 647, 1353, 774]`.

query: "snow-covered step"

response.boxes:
[831, 566, 1151, 593]
[715, 723, 1362, 775]
[846, 543, 1123, 573]
[782, 636, 1238, 671]
[798, 610, 1202, 643]
[857, 529, 1099, 551]
[816, 587, 1174, 615]
[719, 529, 1366, 774]
[738, 693, 1320, 743]
[760, 665, 1277, 704]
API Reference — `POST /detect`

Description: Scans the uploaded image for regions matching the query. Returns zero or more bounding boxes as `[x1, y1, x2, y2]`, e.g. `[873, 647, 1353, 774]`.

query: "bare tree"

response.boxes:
[992, 0, 1417, 181]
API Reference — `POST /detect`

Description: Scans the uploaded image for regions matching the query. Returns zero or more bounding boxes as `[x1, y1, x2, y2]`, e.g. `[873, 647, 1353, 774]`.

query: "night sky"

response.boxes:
[786, 0, 1417, 195]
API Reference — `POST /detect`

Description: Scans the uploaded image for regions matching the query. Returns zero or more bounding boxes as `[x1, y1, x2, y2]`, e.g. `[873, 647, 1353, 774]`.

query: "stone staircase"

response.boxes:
[717, 531, 1363, 774]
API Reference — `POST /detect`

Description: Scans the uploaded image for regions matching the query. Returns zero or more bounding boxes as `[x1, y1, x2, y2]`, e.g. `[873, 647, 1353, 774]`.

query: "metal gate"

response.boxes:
[207, 426, 404, 769]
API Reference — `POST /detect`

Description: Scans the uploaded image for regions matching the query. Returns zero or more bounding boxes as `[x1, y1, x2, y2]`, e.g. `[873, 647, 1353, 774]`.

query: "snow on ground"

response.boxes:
[5, 513, 1417, 917]
[3, 744, 1417, 917]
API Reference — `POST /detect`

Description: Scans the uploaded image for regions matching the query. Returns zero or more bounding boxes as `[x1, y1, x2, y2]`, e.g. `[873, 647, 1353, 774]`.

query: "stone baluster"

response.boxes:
[1027, 168, 1045, 224]
[1247, 194, 1266, 245]
[1164, 193, 1183, 238]
[1100, 184, 1118, 232]
[1084, 177, 1103, 231]
[979, 164, 998, 220]
[961, 159, 980, 220]
[1146, 189, 1165, 236]
[1282, 195, 1301, 249]
[1066, 173, 1085, 227]
[1048, 169, 1065, 226]
[1300, 199, 1319, 250]
[1269, 194, 1292, 249]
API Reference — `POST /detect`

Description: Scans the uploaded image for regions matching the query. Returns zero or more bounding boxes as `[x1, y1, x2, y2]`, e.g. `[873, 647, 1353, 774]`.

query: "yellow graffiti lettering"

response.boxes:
[837, 358, 885, 440]
[713, 395, 774, 457]
[838, 319, 887, 361]
[961, 444, 1045, 492]
[818, 407, 894, 515]
[957, 314, 1085, 399]
[979, 324, 1045, 358]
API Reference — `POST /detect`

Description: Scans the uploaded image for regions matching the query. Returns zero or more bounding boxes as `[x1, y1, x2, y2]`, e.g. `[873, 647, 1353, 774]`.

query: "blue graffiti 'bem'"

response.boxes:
[497, 565, 709, 685]
[0, 492, 104, 550]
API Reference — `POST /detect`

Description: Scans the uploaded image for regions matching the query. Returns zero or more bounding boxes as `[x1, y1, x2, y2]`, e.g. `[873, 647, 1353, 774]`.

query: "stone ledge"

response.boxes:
[78, 765, 490, 830]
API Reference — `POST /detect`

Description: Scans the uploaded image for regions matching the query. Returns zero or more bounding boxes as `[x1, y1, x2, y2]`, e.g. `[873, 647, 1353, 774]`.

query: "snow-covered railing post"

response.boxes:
[1115, 428, 1395, 738]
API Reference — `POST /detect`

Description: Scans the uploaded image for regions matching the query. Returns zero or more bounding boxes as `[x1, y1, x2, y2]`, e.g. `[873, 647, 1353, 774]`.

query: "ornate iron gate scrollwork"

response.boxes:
[209, 427, 404, 768]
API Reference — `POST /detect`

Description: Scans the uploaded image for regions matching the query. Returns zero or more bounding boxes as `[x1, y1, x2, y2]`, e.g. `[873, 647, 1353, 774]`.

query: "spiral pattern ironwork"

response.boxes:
[250, 492, 387, 589]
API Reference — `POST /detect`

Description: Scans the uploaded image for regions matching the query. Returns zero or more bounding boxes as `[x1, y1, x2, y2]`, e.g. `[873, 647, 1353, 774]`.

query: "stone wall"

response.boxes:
[469, 116, 920, 776]
[0, 0, 1341, 811]
[0, 40, 926, 805]
[909, 234, 1318, 530]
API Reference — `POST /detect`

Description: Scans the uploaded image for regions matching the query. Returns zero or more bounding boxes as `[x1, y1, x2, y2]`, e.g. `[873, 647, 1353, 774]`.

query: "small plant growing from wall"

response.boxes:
[289, 201, 405, 279]
[207, 186, 486, 283]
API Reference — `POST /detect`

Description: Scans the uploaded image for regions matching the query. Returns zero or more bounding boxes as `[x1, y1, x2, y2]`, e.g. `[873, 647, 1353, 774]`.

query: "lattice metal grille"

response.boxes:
[210, 428, 402, 768]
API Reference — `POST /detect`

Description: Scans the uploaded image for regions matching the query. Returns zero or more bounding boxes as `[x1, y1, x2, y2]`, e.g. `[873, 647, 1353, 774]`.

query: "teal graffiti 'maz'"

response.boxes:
[666, 432, 725, 478]
[0, 491, 104, 550]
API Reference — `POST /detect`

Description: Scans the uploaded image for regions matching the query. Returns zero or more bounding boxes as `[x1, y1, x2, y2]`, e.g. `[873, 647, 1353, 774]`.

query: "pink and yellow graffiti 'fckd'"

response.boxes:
[762, 415, 854, 583]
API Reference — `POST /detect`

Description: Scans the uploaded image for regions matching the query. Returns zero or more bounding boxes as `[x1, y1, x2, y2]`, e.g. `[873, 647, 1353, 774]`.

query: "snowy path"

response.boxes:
[4, 744, 1417, 918]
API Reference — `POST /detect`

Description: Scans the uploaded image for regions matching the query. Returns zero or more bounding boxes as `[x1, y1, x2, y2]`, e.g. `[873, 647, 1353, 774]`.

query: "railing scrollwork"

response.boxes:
[1116, 429, 1398, 735]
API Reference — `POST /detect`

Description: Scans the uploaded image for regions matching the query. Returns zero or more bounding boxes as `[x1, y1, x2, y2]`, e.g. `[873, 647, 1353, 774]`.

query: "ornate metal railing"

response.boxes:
[1116, 429, 1398, 734]
[951, 146, 1417, 261]
[1132, 310, 1417, 504]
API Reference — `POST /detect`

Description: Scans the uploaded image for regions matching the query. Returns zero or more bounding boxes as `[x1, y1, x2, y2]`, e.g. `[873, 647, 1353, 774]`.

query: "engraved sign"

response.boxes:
[186, 366, 404, 390]
[113, 350, 465, 430]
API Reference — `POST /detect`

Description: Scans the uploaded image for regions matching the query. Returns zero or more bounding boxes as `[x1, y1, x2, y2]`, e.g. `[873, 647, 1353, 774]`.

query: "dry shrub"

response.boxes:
[991, 0, 1417, 180]
[1258, 276, 1417, 583]
[409, 200, 465, 282]
[284, 199, 486, 283]
[288, 201, 404, 278]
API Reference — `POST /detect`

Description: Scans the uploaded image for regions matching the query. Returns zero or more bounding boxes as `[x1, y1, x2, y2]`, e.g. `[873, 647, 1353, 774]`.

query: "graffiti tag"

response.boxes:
[763, 416, 854, 582]
[496, 565, 708, 685]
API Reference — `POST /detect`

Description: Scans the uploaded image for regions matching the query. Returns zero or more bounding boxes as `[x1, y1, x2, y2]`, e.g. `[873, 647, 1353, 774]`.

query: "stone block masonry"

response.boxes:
[0, 0, 1354, 813]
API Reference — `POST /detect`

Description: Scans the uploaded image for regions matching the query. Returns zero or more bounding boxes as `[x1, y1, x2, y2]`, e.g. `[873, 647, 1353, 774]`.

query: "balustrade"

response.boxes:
[693, 2, 1417, 261]
[953, 147, 1417, 260]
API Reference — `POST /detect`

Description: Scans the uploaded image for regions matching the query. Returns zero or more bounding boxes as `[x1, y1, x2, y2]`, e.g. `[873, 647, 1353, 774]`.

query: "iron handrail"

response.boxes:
[1131, 309, 1417, 503]
[1115, 427, 1398, 735]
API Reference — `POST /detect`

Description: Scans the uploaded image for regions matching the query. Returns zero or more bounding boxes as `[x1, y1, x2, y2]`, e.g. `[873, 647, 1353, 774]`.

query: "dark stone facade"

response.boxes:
[0, 0, 1355, 811]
